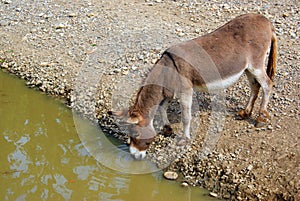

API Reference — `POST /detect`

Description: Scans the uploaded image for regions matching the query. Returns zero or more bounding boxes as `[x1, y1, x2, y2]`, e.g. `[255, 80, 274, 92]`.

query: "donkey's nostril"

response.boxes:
[133, 152, 146, 160]
[129, 146, 146, 160]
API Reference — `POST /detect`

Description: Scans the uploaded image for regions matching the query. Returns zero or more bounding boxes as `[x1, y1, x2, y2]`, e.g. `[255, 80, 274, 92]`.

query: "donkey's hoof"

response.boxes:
[237, 109, 250, 120]
[255, 116, 267, 127]
[162, 125, 173, 137]
[255, 111, 270, 127]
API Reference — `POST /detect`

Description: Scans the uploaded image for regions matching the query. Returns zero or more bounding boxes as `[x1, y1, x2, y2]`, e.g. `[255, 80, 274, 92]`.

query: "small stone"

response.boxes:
[181, 182, 189, 187]
[151, 59, 157, 64]
[0, 20, 10, 26]
[247, 164, 253, 171]
[163, 171, 178, 180]
[113, 69, 121, 73]
[68, 12, 77, 17]
[30, 28, 37, 33]
[232, 179, 239, 184]
[55, 23, 67, 29]
[87, 13, 96, 18]
[222, 3, 230, 9]
[131, 66, 138, 70]
[289, 31, 296, 39]
[3, 0, 12, 4]
[209, 192, 218, 198]
[282, 13, 289, 18]
[40, 62, 49, 67]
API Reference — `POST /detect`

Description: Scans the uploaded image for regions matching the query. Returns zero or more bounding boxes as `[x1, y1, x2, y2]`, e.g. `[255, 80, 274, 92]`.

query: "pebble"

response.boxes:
[163, 171, 178, 180]
[3, 0, 12, 4]
[247, 164, 253, 171]
[267, 125, 273, 130]
[55, 23, 67, 29]
[0, 20, 10, 26]
[68, 12, 77, 17]
[282, 13, 289, 18]
[181, 182, 189, 187]
[209, 192, 218, 198]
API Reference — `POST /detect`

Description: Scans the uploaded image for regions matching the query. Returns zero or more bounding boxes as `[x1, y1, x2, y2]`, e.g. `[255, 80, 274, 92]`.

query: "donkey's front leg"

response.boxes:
[159, 98, 172, 135]
[178, 88, 193, 144]
[159, 98, 171, 126]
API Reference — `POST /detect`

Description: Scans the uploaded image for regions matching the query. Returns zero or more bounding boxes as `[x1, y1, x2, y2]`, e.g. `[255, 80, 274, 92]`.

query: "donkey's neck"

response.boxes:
[133, 85, 165, 118]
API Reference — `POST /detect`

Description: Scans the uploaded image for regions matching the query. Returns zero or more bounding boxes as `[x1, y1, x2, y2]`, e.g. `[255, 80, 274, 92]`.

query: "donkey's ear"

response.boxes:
[126, 117, 139, 124]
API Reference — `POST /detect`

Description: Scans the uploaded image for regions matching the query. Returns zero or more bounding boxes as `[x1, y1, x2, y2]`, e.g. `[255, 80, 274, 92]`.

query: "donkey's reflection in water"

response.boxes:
[109, 14, 277, 159]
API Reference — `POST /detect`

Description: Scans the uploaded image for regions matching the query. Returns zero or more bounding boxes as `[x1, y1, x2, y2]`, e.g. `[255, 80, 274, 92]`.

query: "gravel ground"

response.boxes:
[1, 0, 299, 200]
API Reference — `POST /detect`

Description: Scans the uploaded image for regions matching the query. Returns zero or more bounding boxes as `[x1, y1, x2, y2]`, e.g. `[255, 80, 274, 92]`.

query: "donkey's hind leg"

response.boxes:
[238, 70, 260, 119]
[255, 75, 273, 127]
[248, 66, 273, 127]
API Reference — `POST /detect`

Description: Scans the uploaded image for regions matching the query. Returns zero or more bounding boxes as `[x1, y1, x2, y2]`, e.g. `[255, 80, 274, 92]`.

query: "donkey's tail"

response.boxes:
[267, 31, 277, 81]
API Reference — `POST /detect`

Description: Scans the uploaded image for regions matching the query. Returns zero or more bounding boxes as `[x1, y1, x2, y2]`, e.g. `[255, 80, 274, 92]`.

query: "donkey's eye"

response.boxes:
[145, 142, 151, 146]
[130, 113, 138, 118]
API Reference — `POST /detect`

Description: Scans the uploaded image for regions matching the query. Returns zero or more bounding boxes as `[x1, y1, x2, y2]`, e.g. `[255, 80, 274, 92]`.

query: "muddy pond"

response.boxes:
[0, 70, 220, 201]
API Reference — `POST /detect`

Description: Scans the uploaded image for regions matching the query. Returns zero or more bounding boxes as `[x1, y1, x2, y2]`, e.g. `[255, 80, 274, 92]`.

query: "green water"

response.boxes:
[0, 70, 219, 201]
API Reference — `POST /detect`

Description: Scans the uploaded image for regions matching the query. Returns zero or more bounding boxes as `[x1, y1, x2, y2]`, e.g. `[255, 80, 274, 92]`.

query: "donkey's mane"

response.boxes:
[131, 85, 164, 117]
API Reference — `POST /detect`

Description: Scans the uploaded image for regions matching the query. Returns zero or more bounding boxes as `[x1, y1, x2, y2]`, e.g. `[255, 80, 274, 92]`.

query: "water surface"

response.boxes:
[0, 70, 219, 201]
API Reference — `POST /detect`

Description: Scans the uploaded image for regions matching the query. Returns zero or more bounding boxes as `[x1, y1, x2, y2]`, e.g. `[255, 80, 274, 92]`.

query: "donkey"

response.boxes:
[110, 14, 277, 159]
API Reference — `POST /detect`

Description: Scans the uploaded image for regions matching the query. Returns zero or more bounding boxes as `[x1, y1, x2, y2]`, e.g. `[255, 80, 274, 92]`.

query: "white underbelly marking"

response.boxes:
[194, 71, 244, 91]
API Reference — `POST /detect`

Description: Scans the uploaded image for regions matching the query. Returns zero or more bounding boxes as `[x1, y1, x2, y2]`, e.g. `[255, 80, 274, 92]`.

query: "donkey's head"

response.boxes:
[109, 109, 156, 159]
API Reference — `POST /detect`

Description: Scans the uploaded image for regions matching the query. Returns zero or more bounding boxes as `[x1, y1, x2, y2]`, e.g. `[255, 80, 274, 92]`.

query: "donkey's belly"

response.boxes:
[194, 70, 244, 92]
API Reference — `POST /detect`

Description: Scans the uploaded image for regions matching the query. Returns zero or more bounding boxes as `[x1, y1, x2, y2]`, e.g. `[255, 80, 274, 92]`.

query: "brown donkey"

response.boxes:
[110, 14, 277, 159]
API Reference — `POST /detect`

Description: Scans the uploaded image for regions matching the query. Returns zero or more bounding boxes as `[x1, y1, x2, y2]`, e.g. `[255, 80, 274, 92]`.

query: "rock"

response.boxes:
[282, 13, 289, 18]
[0, 20, 10, 26]
[55, 23, 67, 29]
[209, 192, 218, 198]
[113, 69, 121, 73]
[181, 182, 189, 187]
[131, 66, 138, 71]
[163, 171, 178, 180]
[68, 12, 77, 17]
[40, 62, 50, 67]
[3, 0, 12, 4]
[247, 164, 253, 171]
[87, 13, 96, 18]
